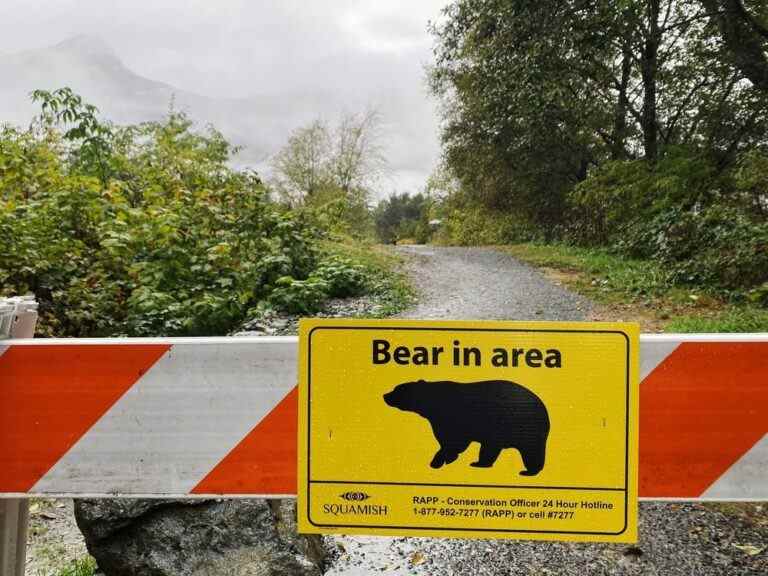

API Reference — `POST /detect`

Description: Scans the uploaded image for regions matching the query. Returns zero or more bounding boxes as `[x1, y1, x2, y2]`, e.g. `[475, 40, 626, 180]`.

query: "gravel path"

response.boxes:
[395, 245, 591, 321]
[325, 245, 768, 576]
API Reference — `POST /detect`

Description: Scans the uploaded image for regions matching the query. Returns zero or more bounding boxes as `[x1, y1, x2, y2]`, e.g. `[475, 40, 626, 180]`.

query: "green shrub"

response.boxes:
[268, 276, 329, 314]
[314, 256, 368, 298]
[56, 556, 97, 576]
[435, 201, 540, 246]
[616, 205, 768, 293]
[567, 148, 719, 246]
[0, 91, 389, 336]
[565, 147, 767, 298]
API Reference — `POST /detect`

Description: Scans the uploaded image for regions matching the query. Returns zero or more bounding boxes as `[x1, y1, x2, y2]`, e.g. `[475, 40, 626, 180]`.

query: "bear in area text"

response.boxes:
[383, 379, 550, 476]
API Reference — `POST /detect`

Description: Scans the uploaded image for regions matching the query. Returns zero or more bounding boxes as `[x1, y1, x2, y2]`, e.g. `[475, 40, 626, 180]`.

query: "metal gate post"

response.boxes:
[0, 296, 39, 576]
[0, 501, 29, 576]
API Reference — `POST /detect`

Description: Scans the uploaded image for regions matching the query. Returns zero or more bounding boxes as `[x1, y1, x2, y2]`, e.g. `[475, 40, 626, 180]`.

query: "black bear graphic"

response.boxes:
[383, 380, 550, 476]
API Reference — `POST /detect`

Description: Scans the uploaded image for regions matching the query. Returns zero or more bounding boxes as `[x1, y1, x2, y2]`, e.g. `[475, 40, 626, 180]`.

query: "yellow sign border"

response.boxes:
[298, 319, 639, 542]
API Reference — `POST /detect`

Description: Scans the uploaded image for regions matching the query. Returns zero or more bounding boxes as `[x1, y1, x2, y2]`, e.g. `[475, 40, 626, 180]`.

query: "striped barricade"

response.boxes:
[0, 334, 766, 500]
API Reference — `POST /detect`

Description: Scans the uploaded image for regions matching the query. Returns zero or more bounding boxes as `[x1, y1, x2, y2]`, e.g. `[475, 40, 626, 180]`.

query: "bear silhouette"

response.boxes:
[383, 379, 549, 476]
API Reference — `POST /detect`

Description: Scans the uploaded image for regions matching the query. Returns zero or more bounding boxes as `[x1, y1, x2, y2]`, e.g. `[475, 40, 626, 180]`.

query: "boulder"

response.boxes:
[74, 499, 324, 576]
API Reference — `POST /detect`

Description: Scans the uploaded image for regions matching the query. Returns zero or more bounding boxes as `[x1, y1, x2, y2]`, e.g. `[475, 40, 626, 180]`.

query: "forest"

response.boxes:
[425, 0, 768, 303]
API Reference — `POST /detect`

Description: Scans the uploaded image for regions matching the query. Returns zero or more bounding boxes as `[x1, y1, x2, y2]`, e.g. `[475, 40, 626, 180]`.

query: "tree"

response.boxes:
[699, 0, 768, 92]
[374, 192, 429, 244]
[428, 0, 768, 228]
[271, 110, 388, 208]
[330, 109, 387, 196]
[270, 119, 331, 205]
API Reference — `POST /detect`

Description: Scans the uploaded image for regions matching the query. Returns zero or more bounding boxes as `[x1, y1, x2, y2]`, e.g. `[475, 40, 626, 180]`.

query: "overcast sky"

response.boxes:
[0, 0, 448, 196]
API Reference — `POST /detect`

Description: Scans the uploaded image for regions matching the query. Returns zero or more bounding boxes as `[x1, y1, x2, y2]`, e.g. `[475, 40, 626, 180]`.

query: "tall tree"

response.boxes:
[429, 0, 768, 224]
[330, 109, 387, 196]
[270, 119, 331, 205]
[699, 0, 768, 92]
[271, 110, 388, 206]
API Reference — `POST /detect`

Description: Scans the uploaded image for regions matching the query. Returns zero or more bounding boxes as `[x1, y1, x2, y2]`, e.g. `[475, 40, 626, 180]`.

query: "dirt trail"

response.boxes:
[325, 245, 768, 576]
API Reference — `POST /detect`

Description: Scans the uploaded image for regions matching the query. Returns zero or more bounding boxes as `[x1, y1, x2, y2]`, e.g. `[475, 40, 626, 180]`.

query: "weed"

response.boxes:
[55, 557, 97, 576]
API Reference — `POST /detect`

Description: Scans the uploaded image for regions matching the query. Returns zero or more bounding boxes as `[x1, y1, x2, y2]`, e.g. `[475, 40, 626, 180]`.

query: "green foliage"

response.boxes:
[374, 192, 430, 244]
[567, 149, 719, 245]
[267, 255, 368, 314]
[270, 111, 385, 239]
[55, 556, 97, 576]
[667, 306, 768, 333]
[268, 276, 329, 314]
[319, 239, 416, 316]
[433, 190, 541, 246]
[504, 243, 674, 301]
[428, 0, 768, 312]
[559, 145, 768, 297]
[314, 256, 368, 297]
[0, 89, 391, 337]
[734, 149, 768, 216]
[32, 88, 114, 184]
[302, 185, 374, 240]
[620, 205, 768, 293]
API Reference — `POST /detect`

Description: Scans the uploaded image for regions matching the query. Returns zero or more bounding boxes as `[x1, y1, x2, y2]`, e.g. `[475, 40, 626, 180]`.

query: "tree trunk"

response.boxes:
[640, 0, 661, 164]
[612, 41, 633, 160]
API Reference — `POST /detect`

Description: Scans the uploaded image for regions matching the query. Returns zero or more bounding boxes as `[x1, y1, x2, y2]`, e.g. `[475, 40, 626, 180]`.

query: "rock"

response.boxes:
[74, 499, 324, 576]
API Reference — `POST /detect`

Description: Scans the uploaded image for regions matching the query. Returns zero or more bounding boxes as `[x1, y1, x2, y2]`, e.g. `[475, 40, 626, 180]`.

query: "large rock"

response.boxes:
[74, 499, 324, 576]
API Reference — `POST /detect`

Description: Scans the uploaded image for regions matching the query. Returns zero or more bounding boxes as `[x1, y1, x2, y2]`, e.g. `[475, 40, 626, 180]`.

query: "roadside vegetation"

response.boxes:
[373, 192, 432, 245]
[0, 89, 407, 337]
[413, 0, 768, 332]
[504, 243, 768, 332]
[55, 557, 97, 576]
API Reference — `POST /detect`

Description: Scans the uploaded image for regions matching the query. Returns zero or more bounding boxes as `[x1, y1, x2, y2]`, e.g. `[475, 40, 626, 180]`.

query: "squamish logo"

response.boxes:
[339, 491, 371, 501]
[326, 492, 388, 517]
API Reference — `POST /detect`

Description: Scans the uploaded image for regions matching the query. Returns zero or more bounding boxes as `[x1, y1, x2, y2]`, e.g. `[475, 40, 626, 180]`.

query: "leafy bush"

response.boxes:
[617, 206, 768, 293]
[733, 149, 768, 217]
[57, 557, 97, 576]
[0, 90, 383, 336]
[435, 202, 540, 246]
[268, 276, 329, 314]
[567, 149, 719, 246]
[564, 147, 768, 298]
[314, 256, 368, 297]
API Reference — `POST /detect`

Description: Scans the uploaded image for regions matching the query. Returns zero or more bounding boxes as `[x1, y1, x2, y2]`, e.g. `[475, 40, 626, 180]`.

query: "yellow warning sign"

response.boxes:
[298, 319, 639, 542]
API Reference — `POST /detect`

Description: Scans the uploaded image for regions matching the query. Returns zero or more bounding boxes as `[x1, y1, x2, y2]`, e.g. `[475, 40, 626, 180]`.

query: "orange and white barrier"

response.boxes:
[0, 334, 766, 500]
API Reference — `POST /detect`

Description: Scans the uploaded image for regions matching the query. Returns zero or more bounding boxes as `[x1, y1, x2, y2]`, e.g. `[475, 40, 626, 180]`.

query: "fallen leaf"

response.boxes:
[732, 544, 765, 556]
[29, 503, 40, 514]
[410, 551, 426, 566]
[39, 512, 57, 520]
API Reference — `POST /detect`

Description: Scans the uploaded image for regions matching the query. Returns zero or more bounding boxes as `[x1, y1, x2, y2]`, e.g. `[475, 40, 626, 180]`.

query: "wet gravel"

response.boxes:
[395, 245, 592, 321]
[324, 245, 768, 576]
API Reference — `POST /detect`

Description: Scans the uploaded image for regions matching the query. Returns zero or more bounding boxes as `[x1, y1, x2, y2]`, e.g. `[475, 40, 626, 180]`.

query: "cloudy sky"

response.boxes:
[0, 0, 448, 196]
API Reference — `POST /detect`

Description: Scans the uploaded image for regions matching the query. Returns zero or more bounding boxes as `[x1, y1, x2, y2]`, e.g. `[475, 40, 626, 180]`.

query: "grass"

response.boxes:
[55, 557, 97, 576]
[666, 306, 768, 333]
[503, 243, 768, 333]
[504, 243, 672, 301]
[321, 238, 416, 317]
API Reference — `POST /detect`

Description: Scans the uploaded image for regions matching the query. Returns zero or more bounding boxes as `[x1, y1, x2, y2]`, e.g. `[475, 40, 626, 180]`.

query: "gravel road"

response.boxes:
[325, 245, 768, 576]
[395, 245, 592, 321]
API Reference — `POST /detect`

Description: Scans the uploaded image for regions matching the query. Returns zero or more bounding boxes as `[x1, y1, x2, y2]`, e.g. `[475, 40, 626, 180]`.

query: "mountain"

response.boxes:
[0, 36, 346, 169]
